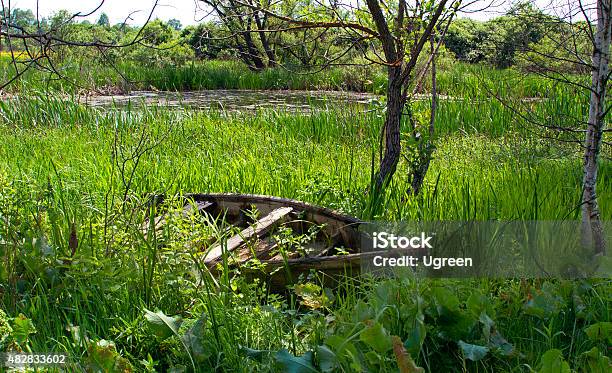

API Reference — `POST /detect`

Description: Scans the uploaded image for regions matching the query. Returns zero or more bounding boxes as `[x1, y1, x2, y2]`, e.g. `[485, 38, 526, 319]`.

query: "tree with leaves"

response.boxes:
[97, 12, 110, 27]
[199, 0, 463, 195]
[198, 0, 282, 69]
[168, 18, 182, 31]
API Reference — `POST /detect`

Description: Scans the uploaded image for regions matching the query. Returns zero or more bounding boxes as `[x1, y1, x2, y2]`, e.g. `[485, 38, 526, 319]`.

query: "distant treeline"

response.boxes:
[0, 2, 591, 74]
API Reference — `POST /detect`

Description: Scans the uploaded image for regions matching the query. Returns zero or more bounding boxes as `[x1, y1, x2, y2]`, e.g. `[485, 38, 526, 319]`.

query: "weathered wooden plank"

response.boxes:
[235, 239, 278, 262]
[204, 206, 293, 263]
[260, 251, 366, 271]
[258, 247, 425, 271]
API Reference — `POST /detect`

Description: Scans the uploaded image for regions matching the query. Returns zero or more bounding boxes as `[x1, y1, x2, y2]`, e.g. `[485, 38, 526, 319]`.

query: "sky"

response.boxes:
[9, 1, 206, 27]
[6, 0, 595, 27]
[4, 0, 508, 27]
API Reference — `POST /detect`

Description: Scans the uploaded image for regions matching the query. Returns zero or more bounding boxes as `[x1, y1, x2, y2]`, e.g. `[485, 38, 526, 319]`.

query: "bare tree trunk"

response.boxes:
[234, 39, 259, 71]
[582, 0, 611, 256]
[376, 66, 405, 189]
[365, 0, 404, 190]
[258, 31, 277, 67]
[254, 12, 277, 67]
[242, 29, 266, 70]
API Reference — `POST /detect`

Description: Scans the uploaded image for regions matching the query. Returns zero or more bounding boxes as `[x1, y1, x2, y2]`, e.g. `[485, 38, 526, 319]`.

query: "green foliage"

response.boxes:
[167, 19, 182, 31]
[274, 349, 318, 373]
[140, 19, 175, 46]
[537, 349, 571, 373]
[144, 309, 183, 340]
[316, 345, 338, 372]
[516, 22, 592, 74]
[293, 283, 332, 309]
[182, 22, 235, 60]
[0, 309, 13, 350]
[360, 321, 393, 353]
[444, 18, 489, 63]
[581, 347, 611, 373]
[97, 13, 110, 28]
[86, 339, 133, 373]
[181, 314, 212, 363]
[523, 282, 566, 320]
[584, 322, 612, 344]
[458, 340, 489, 361]
[445, 3, 549, 68]
[11, 314, 36, 348]
[0, 59, 609, 372]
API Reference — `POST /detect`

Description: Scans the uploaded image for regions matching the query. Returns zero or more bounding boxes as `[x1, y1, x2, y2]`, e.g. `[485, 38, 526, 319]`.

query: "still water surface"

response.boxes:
[86, 89, 379, 112]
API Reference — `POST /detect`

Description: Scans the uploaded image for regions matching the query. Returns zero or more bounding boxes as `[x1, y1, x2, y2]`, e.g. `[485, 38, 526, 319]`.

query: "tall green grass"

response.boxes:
[0, 92, 608, 220]
[0, 83, 609, 371]
[1, 56, 574, 98]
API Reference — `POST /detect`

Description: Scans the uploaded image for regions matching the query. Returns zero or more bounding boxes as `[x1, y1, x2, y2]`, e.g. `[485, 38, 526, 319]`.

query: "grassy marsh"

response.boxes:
[0, 67, 610, 372]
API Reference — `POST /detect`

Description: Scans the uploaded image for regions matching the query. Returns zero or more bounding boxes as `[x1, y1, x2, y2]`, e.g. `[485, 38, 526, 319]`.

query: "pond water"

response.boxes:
[85, 89, 379, 112]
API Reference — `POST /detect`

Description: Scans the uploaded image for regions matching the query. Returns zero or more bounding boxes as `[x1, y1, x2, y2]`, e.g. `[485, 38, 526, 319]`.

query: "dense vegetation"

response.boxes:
[0, 3, 610, 373]
[0, 2, 592, 94]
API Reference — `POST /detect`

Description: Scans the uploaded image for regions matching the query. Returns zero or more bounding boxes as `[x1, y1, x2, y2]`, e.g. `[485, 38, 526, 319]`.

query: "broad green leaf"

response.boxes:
[436, 312, 477, 341]
[330, 335, 364, 372]
[87, 339, 119, 372]
[581, 347, 611, 373]
[325, 334, 360, 367]
[374, 280, 395, 304]
[432, 287, 460, 314]
[467, 292, 493, 317]
[584, 322, 612, 344]
[274, 349, 318, 373]
[479, 312, 495, 340]
[354, 300, 374, 322]
[430, 286, 478, 341]
[316, 345, 338, 372]
[538, 349, 570, 373]
[144, 309, 182, 340]
[360, 321, 392, 353]
[11, 313, 36, 345]
[489, 331, 514, 356]
[365, 350, 381, 365]
[86, 339, 133, 373]
[458, 340, 489, 361]
[404, 313, 426, 355]
[181, 314, 211, 362]
[523, 283, 565, 320]
[294, 282, 330, 309]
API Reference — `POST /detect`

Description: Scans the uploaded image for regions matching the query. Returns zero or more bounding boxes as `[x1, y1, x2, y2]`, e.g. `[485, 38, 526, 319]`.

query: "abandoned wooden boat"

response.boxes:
[146, 193, 366, 289]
